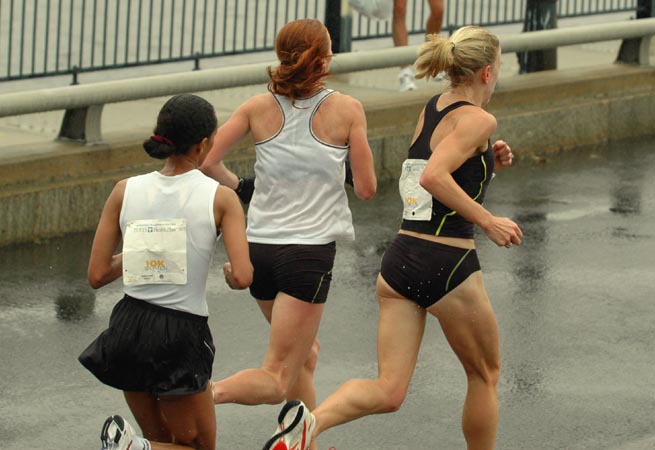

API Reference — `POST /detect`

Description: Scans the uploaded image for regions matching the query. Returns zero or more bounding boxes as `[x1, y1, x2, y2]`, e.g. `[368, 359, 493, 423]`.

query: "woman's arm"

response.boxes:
[213, 186, 253, 289]
[88, 180, 126, 289]
[420, 110, 522, 246]
[345, 97, 377, 200]
[200, 102, 253, 189]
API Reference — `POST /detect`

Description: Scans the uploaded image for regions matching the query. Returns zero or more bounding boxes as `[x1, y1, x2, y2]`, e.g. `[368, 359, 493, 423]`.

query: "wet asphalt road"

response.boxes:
[0, 137, 654, 450]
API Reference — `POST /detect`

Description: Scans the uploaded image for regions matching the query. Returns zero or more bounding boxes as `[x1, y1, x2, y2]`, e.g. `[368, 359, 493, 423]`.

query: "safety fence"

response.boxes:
[1, 17, 653, 144]
[0, 0, 639, 81]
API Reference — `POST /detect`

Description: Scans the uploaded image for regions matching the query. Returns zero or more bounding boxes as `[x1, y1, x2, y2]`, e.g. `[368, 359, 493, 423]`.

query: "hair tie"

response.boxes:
[280, 61, 291, 66]
[151, 134, 174, 146]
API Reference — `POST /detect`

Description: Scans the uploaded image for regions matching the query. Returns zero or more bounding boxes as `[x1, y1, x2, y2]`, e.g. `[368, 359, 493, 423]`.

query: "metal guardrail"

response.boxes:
[0, 0, 638, 82]
[354, 0, 640, 39]
[0, 18, 653, 144]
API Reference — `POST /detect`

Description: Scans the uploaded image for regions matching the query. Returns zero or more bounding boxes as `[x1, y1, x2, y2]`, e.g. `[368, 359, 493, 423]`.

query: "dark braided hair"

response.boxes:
[143, 94, 217, 159]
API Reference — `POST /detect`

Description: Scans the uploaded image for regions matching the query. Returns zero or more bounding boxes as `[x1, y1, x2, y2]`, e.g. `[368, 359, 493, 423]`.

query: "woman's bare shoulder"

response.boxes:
[454, 106, 497, 137]
[325, 91, 365, 116]
[237, 92, 276, 113]
[329, 91, 362, 105]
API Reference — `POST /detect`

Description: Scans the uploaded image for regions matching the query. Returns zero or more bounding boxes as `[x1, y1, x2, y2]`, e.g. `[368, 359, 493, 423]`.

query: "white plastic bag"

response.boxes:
[349, 0, 393, 20]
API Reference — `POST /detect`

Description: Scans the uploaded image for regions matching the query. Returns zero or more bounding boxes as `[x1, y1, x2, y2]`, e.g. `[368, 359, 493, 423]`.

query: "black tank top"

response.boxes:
[400, 95, 495, 239]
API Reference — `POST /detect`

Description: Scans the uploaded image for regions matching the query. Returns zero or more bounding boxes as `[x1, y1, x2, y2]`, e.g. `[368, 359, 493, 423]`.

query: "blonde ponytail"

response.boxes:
[415, 26, 500, 87]
[415, 34, 454, 80]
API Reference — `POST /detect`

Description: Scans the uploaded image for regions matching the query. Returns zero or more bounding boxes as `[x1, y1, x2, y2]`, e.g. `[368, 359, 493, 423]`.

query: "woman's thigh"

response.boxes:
[157, 387, 216, 450]
[376, 274, 427, 390]
[124, 388, 216, 449]
[124, 391, 172, 442]
[261, 293, 324, 380]
[428, 272, 500, 376]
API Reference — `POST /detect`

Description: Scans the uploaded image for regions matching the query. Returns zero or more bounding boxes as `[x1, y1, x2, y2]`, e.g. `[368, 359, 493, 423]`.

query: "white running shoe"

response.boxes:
[262, 400, 316, 450]
[398, 67, 417, 92]
[100, 415, 136, 450]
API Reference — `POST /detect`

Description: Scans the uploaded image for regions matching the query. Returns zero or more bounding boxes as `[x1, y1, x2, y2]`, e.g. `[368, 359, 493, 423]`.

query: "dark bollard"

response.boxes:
[193, 52, 201, 71]
[325, 0, 352, 53]
[518, 0, 558, 73]
[636, 0, 653, 18]
[71, 66, 80, 85]
[616, 0, 654, 64]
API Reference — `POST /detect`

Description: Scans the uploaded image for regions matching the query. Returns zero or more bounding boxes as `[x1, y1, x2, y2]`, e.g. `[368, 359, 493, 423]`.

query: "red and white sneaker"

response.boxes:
[100, 415, 136, 450]
[262, 400, 315, 450]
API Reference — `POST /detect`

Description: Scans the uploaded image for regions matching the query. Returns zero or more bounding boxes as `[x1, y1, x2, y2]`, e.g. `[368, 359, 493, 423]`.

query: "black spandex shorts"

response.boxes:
[248, 241, 336, 304]
[79, 295, 215, 396]
[380, 234, 481, 309]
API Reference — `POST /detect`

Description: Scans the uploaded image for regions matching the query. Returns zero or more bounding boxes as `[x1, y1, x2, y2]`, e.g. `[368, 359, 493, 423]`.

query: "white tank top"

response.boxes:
[119, 170, 218, 316]
[247, 89, 354, 244]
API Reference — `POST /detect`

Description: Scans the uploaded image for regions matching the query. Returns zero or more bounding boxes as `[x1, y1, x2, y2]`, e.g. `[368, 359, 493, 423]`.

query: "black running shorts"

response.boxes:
[79, 295, 215, 396]
[248, 241, 336, 304]
[380, 234, 481, 309]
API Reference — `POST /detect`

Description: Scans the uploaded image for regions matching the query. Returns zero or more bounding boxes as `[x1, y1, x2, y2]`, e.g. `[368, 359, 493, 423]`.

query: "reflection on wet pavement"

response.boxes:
[1, 137, 654, 450]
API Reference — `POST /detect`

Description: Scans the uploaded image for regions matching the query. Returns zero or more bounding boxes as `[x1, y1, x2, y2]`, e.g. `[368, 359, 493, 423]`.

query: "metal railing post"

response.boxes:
[2, 19, 654, 146]
[325, 0, 353, 53]
[58, 104, 104, 144]
[518, 0, 558, 73]
[616, 0, 654, 65]
[57, 66, 104, 144]
[636, 0, 654, 18]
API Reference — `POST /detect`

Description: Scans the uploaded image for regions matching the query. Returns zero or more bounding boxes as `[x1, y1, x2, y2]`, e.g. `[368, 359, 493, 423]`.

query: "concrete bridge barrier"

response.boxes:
[1, 62, 653, 247]
[1, 18, 654, 246]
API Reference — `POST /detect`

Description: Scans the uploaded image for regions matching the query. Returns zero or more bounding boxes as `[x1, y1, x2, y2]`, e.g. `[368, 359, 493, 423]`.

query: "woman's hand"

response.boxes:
[493, 140, 514, 168]
[482, 215, 523, 248]
[223, 262, 239, 289]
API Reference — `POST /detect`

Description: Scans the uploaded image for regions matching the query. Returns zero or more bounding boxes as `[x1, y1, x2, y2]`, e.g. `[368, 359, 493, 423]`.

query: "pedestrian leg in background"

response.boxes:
[393, 0, 445, 90]
[393, 0, 417, 91]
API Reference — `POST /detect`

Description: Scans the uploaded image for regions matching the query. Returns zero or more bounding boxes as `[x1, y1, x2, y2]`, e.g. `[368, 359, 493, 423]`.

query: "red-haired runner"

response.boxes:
[199, 18, 377, 450]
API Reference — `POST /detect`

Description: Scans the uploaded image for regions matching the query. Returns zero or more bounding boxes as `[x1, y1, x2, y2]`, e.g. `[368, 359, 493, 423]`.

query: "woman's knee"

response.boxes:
[270, 377, 290, 404]
[193, 432, 217, 450]
[142, 425, 173, 443]
[174, 432, 215, 450]
[377, 380, 409, 413]
[170, 416, 216, 450]
[463, 357, 500, 386]
[303, 339, 320, 373]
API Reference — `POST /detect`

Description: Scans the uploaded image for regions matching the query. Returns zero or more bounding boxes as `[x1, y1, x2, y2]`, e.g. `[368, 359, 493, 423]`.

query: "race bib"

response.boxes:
[399, 159, 433, 221]
[123, 219, 188, 285]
